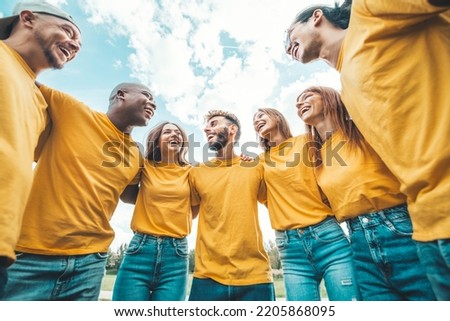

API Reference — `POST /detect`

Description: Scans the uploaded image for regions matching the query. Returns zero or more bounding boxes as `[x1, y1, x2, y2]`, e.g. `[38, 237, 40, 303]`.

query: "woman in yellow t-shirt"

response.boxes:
[112, 122, 197, 301]
[253, 108, 360, 301]
[297, 86, 436, 300]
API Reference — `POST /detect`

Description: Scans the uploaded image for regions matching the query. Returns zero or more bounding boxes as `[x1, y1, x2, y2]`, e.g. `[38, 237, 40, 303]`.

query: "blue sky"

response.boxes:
[1, 0, 341, 250]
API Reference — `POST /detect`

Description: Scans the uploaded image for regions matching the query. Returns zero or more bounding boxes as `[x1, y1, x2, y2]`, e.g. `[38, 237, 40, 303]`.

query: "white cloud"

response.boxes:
[78, 0, 341, 249]
[81, 0, 338, 129]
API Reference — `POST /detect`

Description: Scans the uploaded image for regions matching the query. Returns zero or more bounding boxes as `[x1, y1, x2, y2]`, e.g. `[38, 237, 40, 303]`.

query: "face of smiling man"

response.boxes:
[33, 13, 81, 70]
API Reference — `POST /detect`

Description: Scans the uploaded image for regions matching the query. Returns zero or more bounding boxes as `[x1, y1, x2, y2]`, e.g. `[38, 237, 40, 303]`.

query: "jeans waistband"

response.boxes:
[276, 216, 337, 237]
[347, 203, 408, 231]
[134, 232, 186, 243]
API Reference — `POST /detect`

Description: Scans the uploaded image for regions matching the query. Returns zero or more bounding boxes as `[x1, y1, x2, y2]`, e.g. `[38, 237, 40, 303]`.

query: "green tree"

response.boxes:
[188, 249, 195, 273]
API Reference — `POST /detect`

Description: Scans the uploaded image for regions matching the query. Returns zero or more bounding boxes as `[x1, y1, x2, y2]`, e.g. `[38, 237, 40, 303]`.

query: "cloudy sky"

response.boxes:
[1, 0, 341, 250]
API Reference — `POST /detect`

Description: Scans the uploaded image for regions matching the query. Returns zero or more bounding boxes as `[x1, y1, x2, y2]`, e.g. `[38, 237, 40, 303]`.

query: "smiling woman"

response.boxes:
[112, 121, 196, 301]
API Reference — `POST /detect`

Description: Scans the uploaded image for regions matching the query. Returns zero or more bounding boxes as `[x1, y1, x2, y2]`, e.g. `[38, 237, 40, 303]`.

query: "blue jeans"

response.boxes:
[347, 204, 436, 300]
[188, 277, 275, 301]
[113, 233, 189, 301]
[3, 252, 107, 300]
[0, 258, 7, 299]
[276, 217, 360, 301]
[416, 238, 450, 300]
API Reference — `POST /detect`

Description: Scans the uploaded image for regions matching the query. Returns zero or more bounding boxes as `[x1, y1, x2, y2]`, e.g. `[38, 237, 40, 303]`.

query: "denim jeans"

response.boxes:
[416, 238, 450, 300]
[276, 217, 360, 301]
[347, 204, 436, 300]
[3, 252, 107, 300]
[188, 277, 275, 301]
[0, 261, 7, 299]
[113, 233, 189, 301]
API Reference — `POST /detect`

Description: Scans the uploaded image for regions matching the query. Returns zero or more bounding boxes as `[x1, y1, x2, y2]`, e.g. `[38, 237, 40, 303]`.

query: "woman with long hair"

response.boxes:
[253, 107, 360, 301]
[112, 122, 197, 301]
[297, 86, 436, 300]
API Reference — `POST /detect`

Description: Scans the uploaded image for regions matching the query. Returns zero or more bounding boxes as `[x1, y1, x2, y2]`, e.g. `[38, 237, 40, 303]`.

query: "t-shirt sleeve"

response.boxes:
[39, 85, 87, 120]
[361, 0, 448, 21]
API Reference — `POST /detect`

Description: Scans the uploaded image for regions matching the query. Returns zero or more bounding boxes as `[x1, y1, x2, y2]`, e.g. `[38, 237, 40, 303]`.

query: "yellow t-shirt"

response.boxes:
[315, 131, 406, 221]
[16, 85, 142, 255]
[261, 135, 332, 230]
[130, 160, 192, 238]
[189, 157, 273, 286]
[337, 1, 450, 241]
[0, 41, 48, 264]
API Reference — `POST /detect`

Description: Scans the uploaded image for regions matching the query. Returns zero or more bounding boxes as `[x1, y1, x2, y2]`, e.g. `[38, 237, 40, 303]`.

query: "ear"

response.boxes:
[229, 124, 238, 137]
[312, 9, 324, 26]
[19, 10, 37, 29]
[116, 90, 126, 100]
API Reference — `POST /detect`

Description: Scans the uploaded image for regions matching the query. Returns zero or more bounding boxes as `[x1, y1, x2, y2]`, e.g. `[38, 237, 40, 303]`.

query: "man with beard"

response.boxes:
[284, 0, 450, 299]
[188, 110, 275, 301]
[0, 1, 81, 298]
[3, 82, 156, 301]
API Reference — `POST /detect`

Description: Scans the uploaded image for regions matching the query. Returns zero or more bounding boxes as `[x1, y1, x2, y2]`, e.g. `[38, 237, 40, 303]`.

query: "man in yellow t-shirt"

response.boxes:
[3, 82, 156, 301]
[188, 110, 274, 301]
[0, 1, 81, 298]
[284, 0, 450, 299]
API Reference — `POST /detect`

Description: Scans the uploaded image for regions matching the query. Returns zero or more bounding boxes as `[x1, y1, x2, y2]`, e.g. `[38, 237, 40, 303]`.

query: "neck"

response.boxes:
[161, 150, 176, 164]
[214, 142, 237, 161]
[3, 37, 47, 75]
[107, 112, 133, 134]
[320, 28, 346, 68]
[267, 130, 288, 147]
[314, 119, 336, 142]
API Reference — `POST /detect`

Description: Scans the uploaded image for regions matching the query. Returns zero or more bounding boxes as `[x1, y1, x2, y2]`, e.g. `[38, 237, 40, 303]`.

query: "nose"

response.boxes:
[66, 41, 81, 61]
[148, 101, 157, 110]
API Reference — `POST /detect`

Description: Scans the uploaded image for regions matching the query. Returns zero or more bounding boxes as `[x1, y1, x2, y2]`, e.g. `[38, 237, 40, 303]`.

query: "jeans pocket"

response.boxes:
[174, 238, 189, 258]
[126, 234, 145, 255]
[386, 215, 413, 236]
[314, 221, 347, 244]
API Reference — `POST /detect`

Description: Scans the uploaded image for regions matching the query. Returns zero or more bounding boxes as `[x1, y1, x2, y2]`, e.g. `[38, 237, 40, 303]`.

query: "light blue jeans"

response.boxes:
[188, 277, 275, 301]
[416, 238, 450, 300]
[276, 217, 361, 301]
[347, 204, 436, 300]
[112, 233, 189, 301]
[3, 252, 107, 300]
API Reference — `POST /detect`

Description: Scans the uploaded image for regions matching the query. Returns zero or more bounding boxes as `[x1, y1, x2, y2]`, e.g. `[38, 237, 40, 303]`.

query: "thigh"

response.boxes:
[349, 229, 400, 300]
[3, 252, 63, 300]
[276, 231, 320, 301]
[152, 238, 188, 301]
[63, 253, 107, 301]
[188, 277, 228, 301]
[312, 220, 361, 301]
[113, 235, 156, 301]
[417, 239, 450, 300]
[380, 213, 436, 300]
